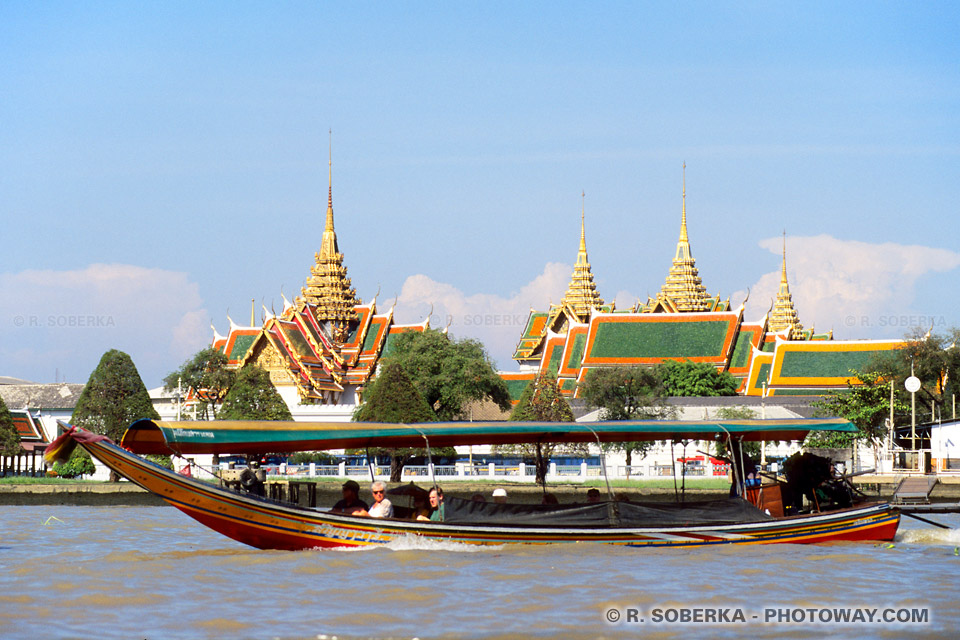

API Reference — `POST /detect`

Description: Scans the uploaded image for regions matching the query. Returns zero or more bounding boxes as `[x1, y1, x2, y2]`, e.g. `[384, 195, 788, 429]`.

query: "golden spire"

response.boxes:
[300, 130, 361, 332]
[560, 191, 604, 320]
[767, 231, 804, 334]
[656, 163, 710, 312]
[320, 129, 338, 255]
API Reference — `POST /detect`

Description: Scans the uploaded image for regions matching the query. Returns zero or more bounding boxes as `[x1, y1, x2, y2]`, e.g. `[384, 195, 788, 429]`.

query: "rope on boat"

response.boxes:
[576, 423, 620, 527]
[715, 424, 740, 497]
[412, 426, 440, 493]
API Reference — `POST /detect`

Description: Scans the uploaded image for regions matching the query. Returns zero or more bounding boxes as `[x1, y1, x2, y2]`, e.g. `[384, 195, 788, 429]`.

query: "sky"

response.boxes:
[2, 1, 959, 388]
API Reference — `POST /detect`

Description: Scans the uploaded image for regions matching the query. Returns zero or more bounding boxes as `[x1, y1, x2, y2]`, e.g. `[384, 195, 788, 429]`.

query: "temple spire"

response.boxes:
[656, 163, 710, 312]
[577, 190, 587, 263]
[560, 191, 604, 319]
[300, 130, 361, 333]
[768, 231, 804, 334]
[321, 129, 338, 253]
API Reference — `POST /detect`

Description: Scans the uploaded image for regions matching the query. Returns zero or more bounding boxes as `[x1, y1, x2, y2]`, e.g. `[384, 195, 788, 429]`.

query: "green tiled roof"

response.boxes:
[771, 388, 826, 396]
[729, 327, 759, 370]
[362, 319, 387, 353]
[589, 319, 732, 360]
[229, 334, 257, 360]
[280, 324, 313, 357]
[779, 349, 886, 379]
[565, 333, 587, 371]
[558, 378, 577, 392]
[521, 312, 548, 339]
[505, 378, 532, 401]
[545, 343, 564, 376]
[762, 342, 776, 352]
[752, 362, 771, 390]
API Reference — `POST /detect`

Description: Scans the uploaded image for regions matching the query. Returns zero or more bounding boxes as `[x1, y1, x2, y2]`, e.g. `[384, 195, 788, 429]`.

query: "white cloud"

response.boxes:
[0, 264, 210, 385]
[394, 263, 573, 368]
[731, 235, 960, 337]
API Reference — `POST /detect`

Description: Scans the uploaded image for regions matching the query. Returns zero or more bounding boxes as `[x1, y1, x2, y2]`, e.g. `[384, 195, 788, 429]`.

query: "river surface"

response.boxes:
[1, 505, 958, 640]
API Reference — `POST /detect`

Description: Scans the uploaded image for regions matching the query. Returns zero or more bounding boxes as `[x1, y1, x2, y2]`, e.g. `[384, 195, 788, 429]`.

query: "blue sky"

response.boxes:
[2, 2, 959, 387]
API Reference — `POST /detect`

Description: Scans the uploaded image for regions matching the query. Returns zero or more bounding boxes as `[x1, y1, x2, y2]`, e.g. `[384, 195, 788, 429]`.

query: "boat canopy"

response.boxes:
[120, 418, 857, 456]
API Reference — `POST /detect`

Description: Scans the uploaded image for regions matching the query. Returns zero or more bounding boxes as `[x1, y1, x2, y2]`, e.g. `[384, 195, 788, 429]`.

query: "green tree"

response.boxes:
[578, 367, 670, 477]
[164, 347, 235, 419]
[73, 349, 160, 442]
[218, 366, 293, 421]
[872, 327, 960, 424]
[0, 395, 22, 458]
[497, 374, 579, 486]
[354, 360, 439, 481]
[72, 350, 160, 481]
[656, 359, 738, 397]
[53, 448, 96, 478]
[383, 329, 511, 420]
[811, 370, 909, 466]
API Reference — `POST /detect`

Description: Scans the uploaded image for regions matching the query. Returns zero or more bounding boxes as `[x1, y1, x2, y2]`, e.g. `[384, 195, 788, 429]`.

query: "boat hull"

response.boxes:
[77, 437, 900, 550]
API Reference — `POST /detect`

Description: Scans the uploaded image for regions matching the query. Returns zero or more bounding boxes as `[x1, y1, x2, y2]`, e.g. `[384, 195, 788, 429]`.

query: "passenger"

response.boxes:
[367, 481, 393, 518]
[239, 460, 265, 497]
[586, 488, 602, 503]
[331, 479, 369, 515]
[471, 493, 486, 502]
[411, 493, 431, 520]
[423, 487, 445, 522]
[541, 492, 558, 505]
[492, 488, 507, 504]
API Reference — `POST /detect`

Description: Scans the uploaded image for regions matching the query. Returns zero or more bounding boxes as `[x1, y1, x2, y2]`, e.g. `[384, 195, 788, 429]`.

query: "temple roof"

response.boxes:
[654, 166, 712, 312]
[298, 137, 361, 329]
[767, 234, 804, 334]
[559, 194, 604, 319]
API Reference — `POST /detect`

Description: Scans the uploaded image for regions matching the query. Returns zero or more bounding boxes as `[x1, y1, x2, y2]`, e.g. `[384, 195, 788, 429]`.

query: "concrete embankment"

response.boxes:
[0, 484, 167, 506]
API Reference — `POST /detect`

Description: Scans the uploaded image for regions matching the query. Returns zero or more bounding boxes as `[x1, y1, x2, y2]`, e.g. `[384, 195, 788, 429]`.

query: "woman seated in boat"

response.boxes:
[410, 493, 432, 520]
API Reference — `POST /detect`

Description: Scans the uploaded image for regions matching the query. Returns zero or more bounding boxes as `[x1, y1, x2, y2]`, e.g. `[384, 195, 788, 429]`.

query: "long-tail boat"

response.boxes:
[46, 418, 900, 550]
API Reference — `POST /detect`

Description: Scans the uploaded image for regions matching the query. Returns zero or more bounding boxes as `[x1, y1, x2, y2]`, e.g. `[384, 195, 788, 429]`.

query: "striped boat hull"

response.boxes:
[78, 438, 900, 550]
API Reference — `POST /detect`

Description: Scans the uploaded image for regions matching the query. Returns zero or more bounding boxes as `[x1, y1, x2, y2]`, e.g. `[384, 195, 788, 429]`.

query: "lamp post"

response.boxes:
[905, 363, 921, 471]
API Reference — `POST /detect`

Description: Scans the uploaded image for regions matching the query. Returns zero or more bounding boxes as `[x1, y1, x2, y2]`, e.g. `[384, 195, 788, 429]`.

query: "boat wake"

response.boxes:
[381, 533, 502, 553]
[897, 526, 960, 546]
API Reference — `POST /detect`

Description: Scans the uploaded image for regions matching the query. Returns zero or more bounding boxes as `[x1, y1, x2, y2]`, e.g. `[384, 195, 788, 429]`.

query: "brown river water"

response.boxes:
[1, 505, 958, 640]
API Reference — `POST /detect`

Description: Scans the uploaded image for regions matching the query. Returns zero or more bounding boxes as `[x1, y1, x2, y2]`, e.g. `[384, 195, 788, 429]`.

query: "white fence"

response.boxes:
[221, 461, 733, 483]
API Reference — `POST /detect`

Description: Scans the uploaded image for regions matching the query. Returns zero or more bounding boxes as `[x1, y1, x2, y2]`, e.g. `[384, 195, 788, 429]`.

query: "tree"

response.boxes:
[52, 448, 96, 478]
[578, 367, 671, 477]
[354, 361, 439, 481]
[811, 370, 909, 467]
[497, 374, 579, 486]
[0, 395, 22, 458]
[656, 360, 738, 397]
[383, 329, 511, 420]
[164, 347, 235, 419]
[872, 327, 960, 424]
[72, 350, 160, 481]
[218, 366, 293, 421]
[73, 350, 160, 442]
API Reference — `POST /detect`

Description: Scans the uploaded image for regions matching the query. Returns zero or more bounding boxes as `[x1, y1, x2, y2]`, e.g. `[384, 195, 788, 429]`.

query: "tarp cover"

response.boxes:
[440, 496, 773, 528]
[119, 418, 858, 456]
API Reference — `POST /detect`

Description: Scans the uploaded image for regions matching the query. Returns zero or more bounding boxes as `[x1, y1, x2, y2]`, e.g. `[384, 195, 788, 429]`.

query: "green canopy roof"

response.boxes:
[121, 418, 857, 456]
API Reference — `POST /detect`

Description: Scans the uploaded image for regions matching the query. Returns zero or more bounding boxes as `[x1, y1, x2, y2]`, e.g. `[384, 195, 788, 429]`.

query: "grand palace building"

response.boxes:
[207, 164, 904, 420]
